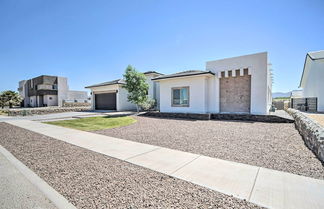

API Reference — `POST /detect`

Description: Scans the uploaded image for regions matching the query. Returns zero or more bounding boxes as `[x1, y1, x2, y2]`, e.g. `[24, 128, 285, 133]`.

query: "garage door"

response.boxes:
[220, 69, 251, 113]
[95, 93, 116, 110]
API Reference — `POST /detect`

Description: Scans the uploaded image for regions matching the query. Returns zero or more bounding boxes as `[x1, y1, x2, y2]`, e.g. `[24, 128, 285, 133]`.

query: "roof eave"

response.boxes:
[85, 83, 123, 89]
[152, 71, 215, 81]
[144, 72, 164, 76]
[299, 53, 311, 88]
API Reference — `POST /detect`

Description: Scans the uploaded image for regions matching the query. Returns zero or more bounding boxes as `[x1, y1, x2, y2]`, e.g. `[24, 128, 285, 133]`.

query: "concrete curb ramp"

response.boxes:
[0, 145, 77, 209]
[6, 120, 324, 209]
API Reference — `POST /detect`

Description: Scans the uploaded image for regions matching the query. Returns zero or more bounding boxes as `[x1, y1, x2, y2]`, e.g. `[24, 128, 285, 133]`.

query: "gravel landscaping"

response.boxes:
[94, 116, 324, 179]
[306, 113, 324, 127]
[0, 122, 262, 209]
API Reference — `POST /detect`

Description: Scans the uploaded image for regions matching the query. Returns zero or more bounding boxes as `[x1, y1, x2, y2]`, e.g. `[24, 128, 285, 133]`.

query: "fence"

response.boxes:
[272, 100, 290, 110]
[291, 97, 317, 112]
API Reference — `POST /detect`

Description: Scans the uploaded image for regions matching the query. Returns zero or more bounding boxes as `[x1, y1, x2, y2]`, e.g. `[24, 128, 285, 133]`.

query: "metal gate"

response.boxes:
[291, 97, 317, 112]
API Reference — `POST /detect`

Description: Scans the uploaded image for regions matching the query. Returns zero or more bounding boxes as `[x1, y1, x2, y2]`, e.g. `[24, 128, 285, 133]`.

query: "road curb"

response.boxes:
[0, 145, 77, 209]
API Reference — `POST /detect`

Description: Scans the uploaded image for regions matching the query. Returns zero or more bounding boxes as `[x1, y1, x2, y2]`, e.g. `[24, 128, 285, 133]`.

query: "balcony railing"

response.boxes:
[37, 84, 57, 90]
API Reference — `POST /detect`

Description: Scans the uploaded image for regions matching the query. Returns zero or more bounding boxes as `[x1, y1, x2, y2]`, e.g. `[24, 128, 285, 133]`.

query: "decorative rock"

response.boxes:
[7, 107, 91, 116]
[287, 108, 324, 163]
[143, 112, 294, 123]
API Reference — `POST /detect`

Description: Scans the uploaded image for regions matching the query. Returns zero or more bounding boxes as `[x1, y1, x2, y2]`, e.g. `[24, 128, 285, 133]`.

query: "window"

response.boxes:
[172, 87, 189, 107]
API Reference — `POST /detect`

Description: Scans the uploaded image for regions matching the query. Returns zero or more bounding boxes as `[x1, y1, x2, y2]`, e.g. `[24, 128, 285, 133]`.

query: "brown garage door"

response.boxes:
[220, 70, 251, 113]
[95, 93, 116, 110]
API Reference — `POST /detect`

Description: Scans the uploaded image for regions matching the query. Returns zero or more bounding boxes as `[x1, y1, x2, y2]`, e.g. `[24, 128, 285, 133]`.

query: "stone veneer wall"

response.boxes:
[143, 112, 294, 123]
[287, 108, 324, 163]
[144, 112, 211, 120]
[7, 107, 91, 116]
[62, 102, 91, 107]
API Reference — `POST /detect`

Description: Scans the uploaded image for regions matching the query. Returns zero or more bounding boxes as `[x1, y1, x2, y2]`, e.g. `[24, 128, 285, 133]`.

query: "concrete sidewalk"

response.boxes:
[5, 119, 324, 209]
[0, 151, 57, 209]
[0, 146, 76, 209]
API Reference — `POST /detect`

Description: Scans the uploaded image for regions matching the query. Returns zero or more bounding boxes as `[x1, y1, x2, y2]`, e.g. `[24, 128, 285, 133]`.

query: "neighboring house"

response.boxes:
[153, 52, 272, 115]
[85, 71, 162, 111]
[299, 50, 324, 112]
[18, 75, 88, 107]
[291, 90, 303, 98]
[86, 52, 272, 114]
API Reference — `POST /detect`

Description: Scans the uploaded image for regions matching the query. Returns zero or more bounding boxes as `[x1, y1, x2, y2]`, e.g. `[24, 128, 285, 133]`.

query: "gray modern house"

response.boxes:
[18, 75, 88, 107]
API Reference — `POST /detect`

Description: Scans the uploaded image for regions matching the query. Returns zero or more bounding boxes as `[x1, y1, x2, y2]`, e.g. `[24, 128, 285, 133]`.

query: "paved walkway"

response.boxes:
[4, 119, 324, 209]
[270, 110, 294, 121]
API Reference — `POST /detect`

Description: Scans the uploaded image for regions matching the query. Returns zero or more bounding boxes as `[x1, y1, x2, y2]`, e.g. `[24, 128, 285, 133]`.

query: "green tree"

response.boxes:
[122, 65, 149, 112]
[0, 90, 22, 108]
[0, 94, 5, 109]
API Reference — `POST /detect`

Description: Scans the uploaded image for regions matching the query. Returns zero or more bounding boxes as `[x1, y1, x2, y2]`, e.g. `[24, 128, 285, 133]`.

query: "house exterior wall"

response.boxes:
[301, 59, 324, 111]
[89, 84, 136, 111]
[145, 73, 161, 109]
[117, 86, 137, 111]
[29, 96, 37, 107]
[18, 80, 28, 107]
[145, 75, 155, 99]
[206, 52, 271, 115]
[159, 76, 209, 113]
[207, 76, 218, 113]
[66, 90, 88, 102]
[57, 77, 68, 107]
[43, 95, 58, 106]
[27, 75, 58, 97]
[155, 81, 160, 109]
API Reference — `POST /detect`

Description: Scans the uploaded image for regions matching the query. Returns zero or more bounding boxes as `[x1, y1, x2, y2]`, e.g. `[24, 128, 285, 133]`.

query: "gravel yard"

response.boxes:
[0, 122, 262, 209]
[306, 113, 324, 127]
[94, 116, 324, 179]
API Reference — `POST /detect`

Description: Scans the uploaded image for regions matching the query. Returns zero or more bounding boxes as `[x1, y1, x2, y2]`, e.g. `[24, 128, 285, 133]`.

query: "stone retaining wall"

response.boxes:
[287, 108, 324, 163]
[143, 112, 294, 123]
[6, 107, 91, 116]
[143, 112, 211, 120]
[62, 102, 91, 107]
[211, 113, 294, 123]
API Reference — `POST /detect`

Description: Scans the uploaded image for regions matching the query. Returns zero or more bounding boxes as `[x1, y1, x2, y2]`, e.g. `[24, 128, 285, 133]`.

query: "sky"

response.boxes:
[0, 0, 323, 93]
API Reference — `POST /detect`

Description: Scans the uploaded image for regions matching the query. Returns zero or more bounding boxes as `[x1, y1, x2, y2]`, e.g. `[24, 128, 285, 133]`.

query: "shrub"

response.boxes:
[139, 98, 156, 111]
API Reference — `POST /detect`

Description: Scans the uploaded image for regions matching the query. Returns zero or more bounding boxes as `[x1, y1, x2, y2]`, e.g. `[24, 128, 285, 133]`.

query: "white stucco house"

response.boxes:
[86, 52, 272, 115]
[85, 71, 162, 111]
[153, 52, 272, 115]
[299, 50, 324, 112]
